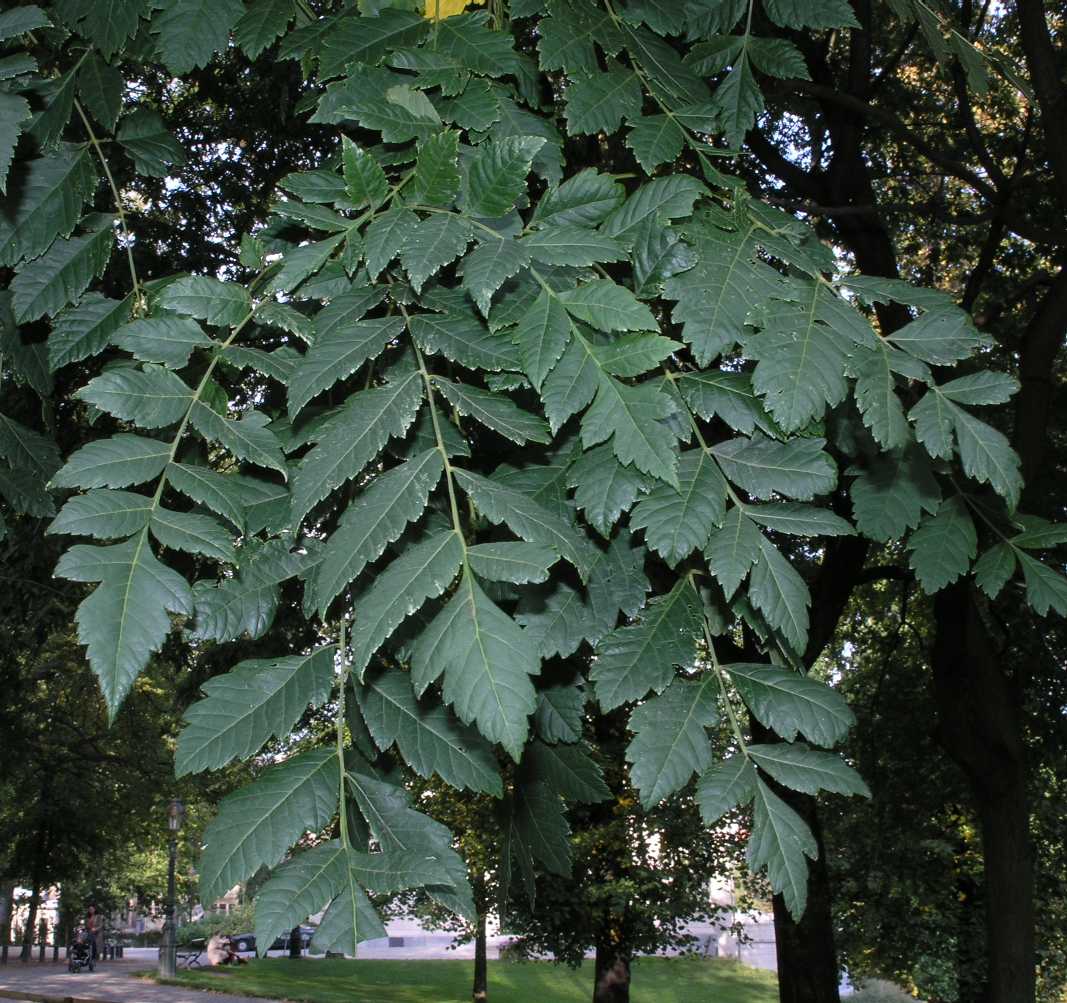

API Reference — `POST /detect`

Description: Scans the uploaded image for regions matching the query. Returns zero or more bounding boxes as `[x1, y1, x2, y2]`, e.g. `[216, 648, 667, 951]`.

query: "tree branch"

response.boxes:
[747, 127, 827, 203]
[952, 63, 1007, 188]
[1015, 267, 1067, 493]
[870, 22, 919, 95]
[961, 216, 1006, 311]
[1015, 0, 1067, 217]
[776, 78, 998, 200]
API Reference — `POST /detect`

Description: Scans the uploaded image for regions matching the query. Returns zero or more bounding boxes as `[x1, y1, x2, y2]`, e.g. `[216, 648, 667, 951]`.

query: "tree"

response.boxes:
[387, 772, 501, 1003]
[0, 9, 329, 952]
[400, 688, 751, 1003]
[2, 3, 1062, 1002]
[822, 585, 991, 1002]
[500, 705, 751, 1003]
[715, 1, 1067, 997]
[820, 576, 1067, 1003]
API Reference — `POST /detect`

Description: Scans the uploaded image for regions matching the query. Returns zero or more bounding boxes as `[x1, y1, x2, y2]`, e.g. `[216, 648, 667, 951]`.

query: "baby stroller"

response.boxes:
[68, 927, 95, 973]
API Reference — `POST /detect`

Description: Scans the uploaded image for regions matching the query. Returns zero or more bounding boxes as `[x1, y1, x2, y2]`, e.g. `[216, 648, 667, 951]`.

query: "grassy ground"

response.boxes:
[161, 956, 779, 1003]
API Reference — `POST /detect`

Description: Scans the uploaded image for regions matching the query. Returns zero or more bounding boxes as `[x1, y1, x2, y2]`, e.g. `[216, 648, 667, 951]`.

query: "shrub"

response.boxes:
[175, 903, 255, 947]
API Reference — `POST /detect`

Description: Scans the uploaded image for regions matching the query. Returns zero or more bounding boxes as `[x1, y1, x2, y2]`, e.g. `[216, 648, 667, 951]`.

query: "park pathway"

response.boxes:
[0, 958, 274, 1003]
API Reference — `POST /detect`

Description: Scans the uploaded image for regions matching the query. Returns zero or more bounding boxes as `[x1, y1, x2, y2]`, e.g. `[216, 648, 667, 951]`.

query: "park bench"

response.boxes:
[176, 938, 205, 968]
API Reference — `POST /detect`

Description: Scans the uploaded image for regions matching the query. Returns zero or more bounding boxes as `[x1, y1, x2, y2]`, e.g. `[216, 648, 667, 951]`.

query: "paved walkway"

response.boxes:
[0, 958, 277, 1003]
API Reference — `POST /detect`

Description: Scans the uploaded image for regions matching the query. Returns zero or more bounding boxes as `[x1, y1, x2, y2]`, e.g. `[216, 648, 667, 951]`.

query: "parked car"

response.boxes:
[228, 926, 314, 954]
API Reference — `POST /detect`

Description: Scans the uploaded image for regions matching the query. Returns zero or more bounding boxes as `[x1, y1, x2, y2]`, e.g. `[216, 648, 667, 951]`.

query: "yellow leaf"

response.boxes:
[423, 0, 485, 19]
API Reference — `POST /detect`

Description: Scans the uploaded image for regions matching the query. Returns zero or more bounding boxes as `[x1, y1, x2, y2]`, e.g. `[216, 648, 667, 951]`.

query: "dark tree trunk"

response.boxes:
[288, 924, 302, 959]
[473, 911, 488, 1003]
[592, 938, 631, 1003]
[471, 868, 488, 1003]
[769, 802, 841, 1003]
[18, 885, 39, 962]
[1, 881, 13, 963]
[932, 584, 1035, 1003]
[747, 711, 842, 1003]
[748, 17, 912, 985]
[730, 536, 868, 1003]
[18, 822, 47, 961]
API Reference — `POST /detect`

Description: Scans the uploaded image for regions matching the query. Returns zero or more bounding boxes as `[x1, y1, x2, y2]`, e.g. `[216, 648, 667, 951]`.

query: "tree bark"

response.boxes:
[932, 585, 1035, 1003]
[18, 885, 39, 962]
[768, 807, 841, 1003]
[592, 937, 631, 1003]
[0, 881, 13, 963]
[470, 868, 488, 1003]
[473, 910, 488, 1003]
[746, 711, 842, 1003]
[288, 924, 302, 959]
[1014, 0, 1067, 215]
[739, 533, 868, 1003]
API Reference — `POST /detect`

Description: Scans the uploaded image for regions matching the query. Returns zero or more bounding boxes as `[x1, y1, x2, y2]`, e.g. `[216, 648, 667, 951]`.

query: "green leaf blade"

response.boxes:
[747, 778, 818, 919]
[348, 529, 465, 679]
[313, 448, 444, 617]
[356, 667, 502, 796]
[590, 577, 703, 711]
[199, 747, 340, 903]
[631, 449, 726, 564]
[290, 371, 423, 528]
[749, 743, 870, 798]
[697, 754, 757, 825]
[412, 572, 539, 760]
[726, 663, 854, 747]
[626, 677, 718, 808]
[462, 136, 546, 218]
[55, 532, 194, 716]
[176, 647, 337, 776]
[78, 365, 193, 429]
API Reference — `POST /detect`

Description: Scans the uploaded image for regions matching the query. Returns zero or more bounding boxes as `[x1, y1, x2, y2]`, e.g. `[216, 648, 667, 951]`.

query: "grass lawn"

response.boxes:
[161, 956, 778, 1003]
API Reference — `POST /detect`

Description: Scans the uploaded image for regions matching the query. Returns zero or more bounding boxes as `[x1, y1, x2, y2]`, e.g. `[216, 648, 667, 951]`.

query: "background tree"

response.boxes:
[822, 586, 990, 1002]
[500, 705, 752, 1003]
[717, 0, 1067, 997]
[389, 774, 501, 1003]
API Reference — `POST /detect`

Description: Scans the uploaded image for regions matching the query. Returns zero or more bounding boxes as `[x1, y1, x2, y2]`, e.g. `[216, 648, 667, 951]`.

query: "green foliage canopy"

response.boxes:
[2, 0, 1062, 948]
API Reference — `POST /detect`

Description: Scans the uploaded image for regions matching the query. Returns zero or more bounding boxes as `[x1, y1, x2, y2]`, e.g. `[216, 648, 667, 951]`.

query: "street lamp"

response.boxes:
[158, 799, 185, 978]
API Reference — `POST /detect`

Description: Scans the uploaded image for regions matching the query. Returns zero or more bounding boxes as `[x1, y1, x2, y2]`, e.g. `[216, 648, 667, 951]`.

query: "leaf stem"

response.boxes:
[408, 329, 467, 549]
[337, 616, 351, 851]
[661, 364, 746, 509]
[951, 475, 1016, 547]
[703, 617, 749, 756]
[149, 303, 260, 509]
[601, 0, 742, 169]
[73, 98, 143, 312]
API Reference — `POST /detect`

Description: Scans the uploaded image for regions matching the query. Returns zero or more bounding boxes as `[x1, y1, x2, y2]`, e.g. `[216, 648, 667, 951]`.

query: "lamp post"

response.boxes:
[158, 799, 185, 978]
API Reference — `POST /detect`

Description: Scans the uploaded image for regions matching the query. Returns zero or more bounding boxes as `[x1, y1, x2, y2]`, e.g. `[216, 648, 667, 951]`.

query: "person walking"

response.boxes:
[85, 905, 102, 962]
